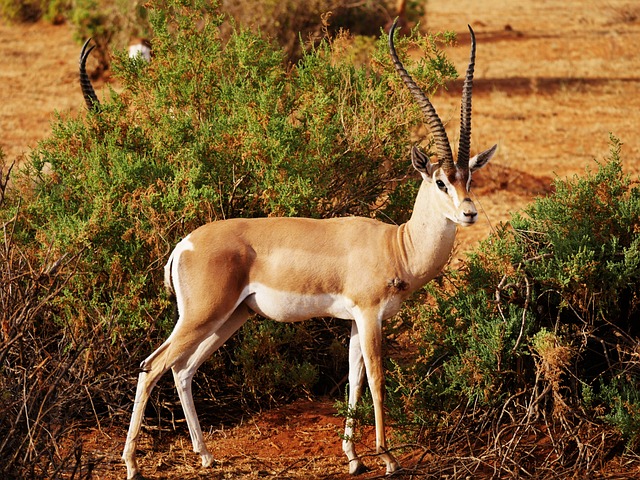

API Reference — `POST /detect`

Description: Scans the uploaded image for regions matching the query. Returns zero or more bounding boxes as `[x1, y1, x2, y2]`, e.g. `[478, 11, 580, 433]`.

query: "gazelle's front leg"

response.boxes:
[343, 321, 367, 474]
[353, 310, 399, 475]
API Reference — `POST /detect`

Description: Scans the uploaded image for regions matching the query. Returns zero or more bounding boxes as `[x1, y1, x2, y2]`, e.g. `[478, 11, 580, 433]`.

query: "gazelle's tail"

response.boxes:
[163, 249, 178, 323]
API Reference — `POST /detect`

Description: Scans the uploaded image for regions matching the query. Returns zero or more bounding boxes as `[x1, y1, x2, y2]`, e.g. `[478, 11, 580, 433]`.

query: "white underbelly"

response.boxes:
[243, 283, 356, 322]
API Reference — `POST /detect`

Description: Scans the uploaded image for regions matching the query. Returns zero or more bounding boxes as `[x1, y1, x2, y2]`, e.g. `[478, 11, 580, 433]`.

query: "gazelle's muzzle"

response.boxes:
[459, 199, 478, 226]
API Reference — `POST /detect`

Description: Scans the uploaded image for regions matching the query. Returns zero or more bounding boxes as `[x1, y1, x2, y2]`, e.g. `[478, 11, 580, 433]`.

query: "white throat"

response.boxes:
[399, 182, 458, 283]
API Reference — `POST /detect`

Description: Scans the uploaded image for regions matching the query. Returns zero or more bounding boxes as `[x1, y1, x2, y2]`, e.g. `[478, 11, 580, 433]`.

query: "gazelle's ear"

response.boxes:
[411, 146, 437, 181]
[469, 144, 497, 172]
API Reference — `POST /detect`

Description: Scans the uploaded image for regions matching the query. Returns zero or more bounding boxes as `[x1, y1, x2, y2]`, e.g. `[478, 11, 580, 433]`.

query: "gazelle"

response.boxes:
[128, 37, 152, 62]
[79, 37, 151, 111]
[122, 19, 497, 478]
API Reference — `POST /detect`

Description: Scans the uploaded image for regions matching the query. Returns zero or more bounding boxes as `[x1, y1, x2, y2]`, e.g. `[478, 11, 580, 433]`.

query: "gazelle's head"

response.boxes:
[389, 19, 497, 226]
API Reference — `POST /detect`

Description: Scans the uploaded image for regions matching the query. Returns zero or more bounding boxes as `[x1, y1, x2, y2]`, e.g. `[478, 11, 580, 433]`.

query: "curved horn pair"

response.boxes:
[389, 18, 476, 172]
[79, 38, 100, 111]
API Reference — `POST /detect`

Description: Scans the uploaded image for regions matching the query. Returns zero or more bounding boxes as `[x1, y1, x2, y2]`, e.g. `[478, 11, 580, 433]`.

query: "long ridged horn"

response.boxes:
[457, 25, 476, 170]
[79, 38, 100, 111]
[388, 17, 455, 173]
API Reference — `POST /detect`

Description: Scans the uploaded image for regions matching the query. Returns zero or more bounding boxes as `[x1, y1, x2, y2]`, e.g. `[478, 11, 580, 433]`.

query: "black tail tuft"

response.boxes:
[164, 250, 178, 323]
[169, 291, 178, 323]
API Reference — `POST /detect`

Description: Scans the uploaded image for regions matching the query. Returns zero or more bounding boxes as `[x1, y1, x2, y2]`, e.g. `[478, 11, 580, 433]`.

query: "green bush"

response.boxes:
[1, 0, 423, 71]
[221, 0, 425, 61]
[0, 0, 49, 22]
[388, 136, 640, 474]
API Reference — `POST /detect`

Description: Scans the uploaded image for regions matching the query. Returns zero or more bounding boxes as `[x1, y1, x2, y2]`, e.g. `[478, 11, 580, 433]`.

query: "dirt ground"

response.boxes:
[1, 0, 640, 478]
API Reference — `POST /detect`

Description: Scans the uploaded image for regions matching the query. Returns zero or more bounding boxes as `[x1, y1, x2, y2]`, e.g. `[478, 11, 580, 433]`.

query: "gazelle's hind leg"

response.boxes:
[122, 302, 251, 480]
[122, 338, 175, 479]
[171, 303, 251, 468]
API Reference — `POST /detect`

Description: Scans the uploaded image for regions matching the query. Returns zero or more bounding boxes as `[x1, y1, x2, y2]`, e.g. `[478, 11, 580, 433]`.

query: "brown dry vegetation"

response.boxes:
[1, 0, 640, 478]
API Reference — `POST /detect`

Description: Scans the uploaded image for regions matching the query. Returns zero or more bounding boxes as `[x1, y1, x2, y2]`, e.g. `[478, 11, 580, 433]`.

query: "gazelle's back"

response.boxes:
[176, 216, 403, 302]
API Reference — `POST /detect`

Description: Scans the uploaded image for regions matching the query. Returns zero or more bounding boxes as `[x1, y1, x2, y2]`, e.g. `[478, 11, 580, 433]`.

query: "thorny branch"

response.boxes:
[0, 211, 95, 479]
[0, 157, 14, 206]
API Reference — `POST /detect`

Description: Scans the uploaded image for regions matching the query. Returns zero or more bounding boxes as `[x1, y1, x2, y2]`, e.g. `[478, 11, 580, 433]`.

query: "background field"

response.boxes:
[1, 0, 639, 478]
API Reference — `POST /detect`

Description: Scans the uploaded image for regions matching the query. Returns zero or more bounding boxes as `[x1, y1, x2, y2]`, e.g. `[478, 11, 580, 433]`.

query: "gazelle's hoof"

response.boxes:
[201, 451, 215, 468]
[385, 462, 401, 475]
[124, 471, 145, 480]
[349, 460, 369, 475]
[124, 463, 142, 479]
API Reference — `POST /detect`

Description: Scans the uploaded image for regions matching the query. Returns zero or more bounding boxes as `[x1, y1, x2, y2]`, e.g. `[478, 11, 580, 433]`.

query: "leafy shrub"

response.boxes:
[388, 136, 640, 475]
[0, 0, 76, 23]
[221, 0, 425, 61]
[1, 0, 424, 72]
[0, 151, 93, 478]
[0, 0, 45, 22]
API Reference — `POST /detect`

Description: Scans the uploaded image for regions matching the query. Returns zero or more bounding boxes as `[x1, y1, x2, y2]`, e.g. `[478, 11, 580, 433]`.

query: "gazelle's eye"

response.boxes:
[436, 180, 447, 192]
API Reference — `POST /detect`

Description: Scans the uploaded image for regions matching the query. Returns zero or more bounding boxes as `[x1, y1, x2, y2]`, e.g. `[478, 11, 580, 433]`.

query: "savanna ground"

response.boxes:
[1, 0, 640, 478]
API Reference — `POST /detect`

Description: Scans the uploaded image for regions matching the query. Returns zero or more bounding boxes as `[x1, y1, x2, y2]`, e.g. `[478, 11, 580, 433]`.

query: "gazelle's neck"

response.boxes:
[398, 182, 457, 286]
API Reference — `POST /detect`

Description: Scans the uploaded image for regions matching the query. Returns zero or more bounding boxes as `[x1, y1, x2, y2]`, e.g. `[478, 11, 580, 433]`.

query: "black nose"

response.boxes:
[463, 211, 477, 220]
